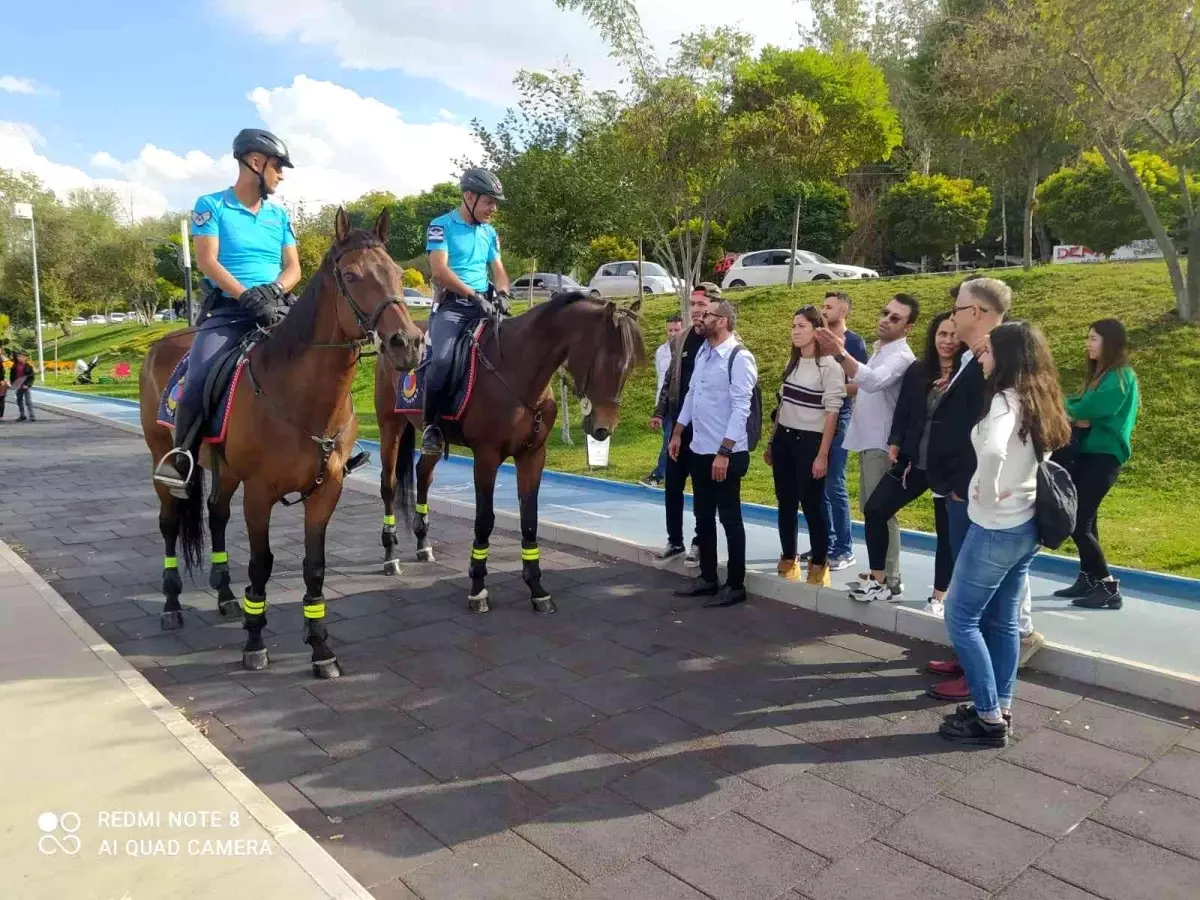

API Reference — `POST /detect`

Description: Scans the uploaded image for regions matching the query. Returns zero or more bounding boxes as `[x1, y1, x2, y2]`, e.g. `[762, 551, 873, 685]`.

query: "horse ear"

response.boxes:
[628, 297, 643, 315]
[374, 206, 391, 243]
[335, 207, 350, 243]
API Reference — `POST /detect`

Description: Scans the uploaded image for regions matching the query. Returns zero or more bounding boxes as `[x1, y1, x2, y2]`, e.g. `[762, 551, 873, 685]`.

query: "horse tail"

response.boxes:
[178, 467, 207, 573]
[396, 420, 416, 518]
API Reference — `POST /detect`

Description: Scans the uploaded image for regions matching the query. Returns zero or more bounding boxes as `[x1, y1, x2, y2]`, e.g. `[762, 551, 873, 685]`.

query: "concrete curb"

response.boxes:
[0, 540, 375, 900]
[38, 395, 1200, 712]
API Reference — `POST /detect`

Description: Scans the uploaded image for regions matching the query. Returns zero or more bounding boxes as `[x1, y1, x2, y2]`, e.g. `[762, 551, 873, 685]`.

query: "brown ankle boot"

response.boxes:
[806, 562, 832, 587]
[777, 558, 802, 581]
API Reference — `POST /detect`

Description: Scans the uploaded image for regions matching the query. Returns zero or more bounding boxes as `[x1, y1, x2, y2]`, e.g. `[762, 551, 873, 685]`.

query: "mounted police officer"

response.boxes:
[152, 128, 301, 498]
[421, 167, 512, 455]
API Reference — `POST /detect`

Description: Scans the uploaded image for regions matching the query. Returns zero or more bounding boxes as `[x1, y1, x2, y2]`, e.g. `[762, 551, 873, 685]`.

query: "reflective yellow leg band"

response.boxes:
[163, 556, 178, 569]
[521, 547, 540, 561]
[415, 502, 429, 515]
[471, 546, 489, 561]
[242, 597, 266, 615]
[303, 603, 326, 619]
[382, 514, 396, 526]
[211, 551, 228, 564]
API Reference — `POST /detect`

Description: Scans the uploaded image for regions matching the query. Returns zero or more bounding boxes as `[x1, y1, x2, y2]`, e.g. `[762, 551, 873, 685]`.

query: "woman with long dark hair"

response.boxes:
[857, 311, 964, 610]
[1055, 318, 1139, 610]
[765, 306, 846, 586]
[939, 321, 1070, 747]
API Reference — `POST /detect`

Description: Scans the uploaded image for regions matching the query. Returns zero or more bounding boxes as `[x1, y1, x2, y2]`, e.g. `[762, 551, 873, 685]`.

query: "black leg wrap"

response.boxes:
[241, 607, 269, 670]
[209, 562, 238, 617]
[467, 557, 489, 614]
[302, 595, 340, 679]
[523, 560, 557, 616]
[382, 525, 403, 575]
[161, 567, 184, 630]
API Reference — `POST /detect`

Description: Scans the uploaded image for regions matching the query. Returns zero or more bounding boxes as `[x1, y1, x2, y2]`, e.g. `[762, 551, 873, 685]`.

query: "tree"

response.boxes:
[881, 172, 992, 266]
[577, 235, 637, 283]
[1039, 151, 1192, 255]
[726, 181, 854, 259]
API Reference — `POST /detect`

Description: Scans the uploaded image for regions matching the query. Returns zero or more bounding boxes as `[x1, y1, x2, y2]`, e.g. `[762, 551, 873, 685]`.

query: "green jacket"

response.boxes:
[1065, 366, 1139, 464]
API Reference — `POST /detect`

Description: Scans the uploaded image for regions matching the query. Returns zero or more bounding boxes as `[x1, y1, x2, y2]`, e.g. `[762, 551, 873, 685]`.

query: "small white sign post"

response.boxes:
[585, 435, 611, 468]
[12, 202, 45, 381]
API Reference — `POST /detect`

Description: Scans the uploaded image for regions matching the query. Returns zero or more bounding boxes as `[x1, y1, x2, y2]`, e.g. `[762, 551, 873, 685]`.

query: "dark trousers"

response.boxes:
[1071, 452, 1122, 579]
[0, 393, 5, 418]
[772, 426, 829, 565]
[15, 388, 34, 420]
[665, 426, 695, 548]
[864, 466, 954, 592]
[690, 450, 749, 590]
[426, 296, 485, 397]
[177, 311, 255, 447]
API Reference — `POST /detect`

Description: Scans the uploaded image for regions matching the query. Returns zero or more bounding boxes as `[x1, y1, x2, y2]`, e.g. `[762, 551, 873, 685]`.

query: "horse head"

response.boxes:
[329, 207, 424, 371]
[559, 292, 645, 441]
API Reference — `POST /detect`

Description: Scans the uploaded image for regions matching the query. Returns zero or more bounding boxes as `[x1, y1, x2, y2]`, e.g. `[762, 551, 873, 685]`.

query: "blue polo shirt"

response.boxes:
[425, 208, 500, 293]
[190, 189, 295, 295]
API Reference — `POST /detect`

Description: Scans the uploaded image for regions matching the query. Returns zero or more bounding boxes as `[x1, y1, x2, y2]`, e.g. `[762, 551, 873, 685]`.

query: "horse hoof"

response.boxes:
[218, 598, 241, 619]
[160, 610, 184, 631]
[312, 658, 341, 679]
[531, 595, 557, 616]
[417, 547, 436, 563]
[467, 589, 490, 614]
[242, 648, 270, 671]
[383, 559, 404, 576]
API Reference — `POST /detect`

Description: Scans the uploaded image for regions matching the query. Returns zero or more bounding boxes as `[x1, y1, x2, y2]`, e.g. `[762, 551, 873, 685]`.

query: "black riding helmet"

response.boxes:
[460, 167, 504, 200]
[233, 128, 293, 200]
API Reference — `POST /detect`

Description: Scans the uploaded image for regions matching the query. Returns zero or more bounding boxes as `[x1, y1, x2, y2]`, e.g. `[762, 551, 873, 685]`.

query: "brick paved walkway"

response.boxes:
[3, 410, 1199, 900]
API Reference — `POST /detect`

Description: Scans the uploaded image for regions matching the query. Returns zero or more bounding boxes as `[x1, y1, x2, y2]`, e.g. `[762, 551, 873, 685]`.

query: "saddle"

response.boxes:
[395, 320, 487, 421]
[157, 331, 265, 444]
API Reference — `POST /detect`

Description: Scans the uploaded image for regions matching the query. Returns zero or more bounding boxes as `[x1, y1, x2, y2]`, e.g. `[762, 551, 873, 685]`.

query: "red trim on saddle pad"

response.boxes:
[202, 358, 248, 445]
[395, 320, 487, 419]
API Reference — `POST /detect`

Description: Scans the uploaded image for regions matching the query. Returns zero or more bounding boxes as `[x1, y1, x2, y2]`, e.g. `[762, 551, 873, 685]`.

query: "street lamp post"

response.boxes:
[11, 202, 45, 382]
[180, 218, 194, 325]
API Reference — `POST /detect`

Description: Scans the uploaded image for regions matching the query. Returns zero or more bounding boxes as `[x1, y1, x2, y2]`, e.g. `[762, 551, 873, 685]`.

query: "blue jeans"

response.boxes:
[946, 517, 1039, 717]
[823, 410, 853, 558]
[651, 416, 673, 479]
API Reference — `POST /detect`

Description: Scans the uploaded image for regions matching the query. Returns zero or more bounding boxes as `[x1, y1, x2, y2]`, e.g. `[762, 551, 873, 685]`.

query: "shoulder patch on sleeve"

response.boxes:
[191, 209, 212, 227]
[426, 224, 445, 242]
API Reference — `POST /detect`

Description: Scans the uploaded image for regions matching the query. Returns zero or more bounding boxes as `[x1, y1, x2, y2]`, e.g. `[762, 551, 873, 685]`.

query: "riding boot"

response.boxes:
[154, 408, 202, 499]
[421, 387, 444, 456]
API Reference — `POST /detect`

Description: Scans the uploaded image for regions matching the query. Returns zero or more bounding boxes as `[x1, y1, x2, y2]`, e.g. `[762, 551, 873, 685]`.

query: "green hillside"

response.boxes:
[46, 261, 1200, 577]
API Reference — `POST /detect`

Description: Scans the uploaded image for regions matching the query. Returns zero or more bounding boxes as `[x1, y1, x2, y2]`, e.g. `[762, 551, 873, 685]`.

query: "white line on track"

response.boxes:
[547, 503, 611, 519]
[1040, 611, 1086, 621]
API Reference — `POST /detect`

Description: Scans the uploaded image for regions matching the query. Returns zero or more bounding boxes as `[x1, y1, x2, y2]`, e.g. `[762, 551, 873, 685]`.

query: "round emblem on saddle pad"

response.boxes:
[401, 370, 419, 400]
[167, 376, 185, 413]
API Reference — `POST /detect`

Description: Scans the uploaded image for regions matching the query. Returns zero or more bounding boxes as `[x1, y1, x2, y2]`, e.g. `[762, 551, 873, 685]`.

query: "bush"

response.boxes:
[402, 268, 425, 288]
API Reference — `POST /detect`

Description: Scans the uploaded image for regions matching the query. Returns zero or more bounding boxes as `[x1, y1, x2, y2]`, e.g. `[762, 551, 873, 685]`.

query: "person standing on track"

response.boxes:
[643, 314, 684, 487]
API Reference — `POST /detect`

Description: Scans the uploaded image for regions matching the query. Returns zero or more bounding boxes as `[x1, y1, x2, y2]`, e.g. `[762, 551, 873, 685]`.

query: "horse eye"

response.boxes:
[342, 270, 362, 283]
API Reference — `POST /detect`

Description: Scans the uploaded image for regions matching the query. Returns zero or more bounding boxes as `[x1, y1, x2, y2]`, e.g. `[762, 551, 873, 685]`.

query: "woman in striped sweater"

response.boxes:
[765, 306, 847, 586]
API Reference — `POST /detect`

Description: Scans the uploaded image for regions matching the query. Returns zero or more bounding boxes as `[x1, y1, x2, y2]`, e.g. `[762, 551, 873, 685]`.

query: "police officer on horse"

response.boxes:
[421, 167, 512, 456]
[153, 128, 301, 497]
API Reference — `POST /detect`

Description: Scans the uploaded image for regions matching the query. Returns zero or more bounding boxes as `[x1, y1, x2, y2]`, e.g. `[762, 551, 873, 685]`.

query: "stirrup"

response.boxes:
[345, 447, 370, 474]
[420, 425, 444, 456]
[154, 448, 194, 499]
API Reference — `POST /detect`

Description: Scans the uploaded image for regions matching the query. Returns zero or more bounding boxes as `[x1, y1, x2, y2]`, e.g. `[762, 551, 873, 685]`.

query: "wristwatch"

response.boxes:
[717, 446, 733, 458]
[834, 352, 846, 363]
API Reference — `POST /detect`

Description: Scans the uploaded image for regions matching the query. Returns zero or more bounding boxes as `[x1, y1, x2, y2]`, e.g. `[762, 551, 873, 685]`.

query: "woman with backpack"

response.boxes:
[1054, 318, 1140, 610]
[764, 306, 846, 587]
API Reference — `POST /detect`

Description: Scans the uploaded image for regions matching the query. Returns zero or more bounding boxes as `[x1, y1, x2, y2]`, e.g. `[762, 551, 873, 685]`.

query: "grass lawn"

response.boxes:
[45, 261, 1200, 578]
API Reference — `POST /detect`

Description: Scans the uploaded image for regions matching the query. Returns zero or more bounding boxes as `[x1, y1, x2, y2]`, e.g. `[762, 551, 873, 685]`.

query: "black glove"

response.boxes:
[494, 290, 513, 316]
[238, 282, 283, 317]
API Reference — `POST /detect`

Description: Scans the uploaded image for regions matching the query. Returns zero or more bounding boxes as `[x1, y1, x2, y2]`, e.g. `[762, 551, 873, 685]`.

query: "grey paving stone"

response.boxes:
[1178, 727, 1200, 753]
[496, 735, 637, 803]
[801, 840, 989, 900]
[397, 771, 554, 847]
[559, 669, 675, 717]
[610, 753, 762, 828]
[1139, 747, 1200, 800]
[109, 633, 194, 666]
[385, 598, 461, 630]
[456, 631, 561, 666]
[79, 602, 152, 625]
[402, 830, 586, 900]
[1016, 674, 1087, 711]
[327, 591, 400, 619]
[1093, 780, 1200, 861]
[216, 686, 337, 738]
[388, 646, 493, 687]
[739, 772, 901, 859]
[366, 879, 419, 900]
[224, 728, 334, 783]
[516, 787, 679, 881]
[1000, 729, 1150, 795]
[1049, 699, 1189, 759]
[472, 658, 584, 700]
[945, 759, 1105, 838]
[877, 796, 1051, 892]
[160, 677, 256, 715]
[811, 752, 963, 813]
[397, 681, 514, 730]
[394, 619, 480, 652]
[703, 724, 831, 788]
[650, 812, 826, 900]
[308, 803, 450, 887]
[544, 637, 648, 677]
[300, 709, 430, 760]
[291, 747, 439, 818]
[396, 719, 529, 782]
[259, 779, 336, 832]
[994, 869, 1104, 900]
[326, 611, 406, 645]
[576, 858, 709, 900]
[585, 706, 710, 762]
[304, 668, 418, 712]
[1038, 821, 1200, 900]
[652, 687, 773, 734]
[483, 689, 604, 745]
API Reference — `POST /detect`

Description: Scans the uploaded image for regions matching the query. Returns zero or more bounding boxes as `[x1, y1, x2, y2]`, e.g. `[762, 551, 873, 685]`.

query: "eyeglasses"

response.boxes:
[701, 311, 724, 320]
[953, 303, 977, 315]
[879, 309, 905, 324]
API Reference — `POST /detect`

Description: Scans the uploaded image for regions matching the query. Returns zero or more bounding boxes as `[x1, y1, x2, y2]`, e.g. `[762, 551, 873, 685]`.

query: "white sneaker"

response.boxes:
[685, 544, 700, 567]
[849, 579, 890, 604]
[924, 596, 945, 618]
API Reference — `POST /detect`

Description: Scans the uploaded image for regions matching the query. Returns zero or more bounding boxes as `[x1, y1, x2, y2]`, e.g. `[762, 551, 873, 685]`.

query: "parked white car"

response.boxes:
[107, 312, 127, 323]
[70, 317, 88, 327]
[403, 287, 433, 308]
[588, 261, 682, 297]
[721, 249, 878, 289]
[88, 314, 107, 325]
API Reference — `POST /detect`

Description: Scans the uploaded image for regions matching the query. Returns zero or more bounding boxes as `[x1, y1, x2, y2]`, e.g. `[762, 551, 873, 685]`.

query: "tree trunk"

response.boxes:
[1095, 141, 1191, 320]
[1034, 217, 1052, 263]
[1179, 166, 1199, 323]
[787, 191, 803, 288]
[1023, 162, 1037, 270]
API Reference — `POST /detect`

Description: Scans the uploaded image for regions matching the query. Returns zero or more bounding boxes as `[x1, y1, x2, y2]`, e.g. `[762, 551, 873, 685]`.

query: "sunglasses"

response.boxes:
[879, 309, 905, 324]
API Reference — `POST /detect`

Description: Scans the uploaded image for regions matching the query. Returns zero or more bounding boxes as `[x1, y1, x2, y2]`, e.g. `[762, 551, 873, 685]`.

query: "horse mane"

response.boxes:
[529, 289, 646, 374]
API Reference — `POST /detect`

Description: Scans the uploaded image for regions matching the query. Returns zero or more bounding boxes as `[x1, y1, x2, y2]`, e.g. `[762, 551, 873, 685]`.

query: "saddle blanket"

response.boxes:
[395, 320, 486, 420]
[156, 351, 247, 445]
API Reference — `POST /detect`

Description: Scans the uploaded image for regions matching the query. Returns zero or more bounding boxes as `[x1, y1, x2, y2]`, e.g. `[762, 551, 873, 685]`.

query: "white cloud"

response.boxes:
[0, 76, 479, 221]
[438, 108, 456, 122]
[213, 0, 807, 104]
[0, 75, 57, 96]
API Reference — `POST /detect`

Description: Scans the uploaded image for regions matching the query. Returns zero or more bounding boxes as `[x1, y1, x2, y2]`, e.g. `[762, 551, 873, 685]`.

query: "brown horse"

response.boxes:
[375, 291, 644, 614]
[138, 208, 423, 678]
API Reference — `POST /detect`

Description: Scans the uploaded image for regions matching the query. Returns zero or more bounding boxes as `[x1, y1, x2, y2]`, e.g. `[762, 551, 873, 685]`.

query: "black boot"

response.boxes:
[421, 389, 444, 456]
[1072, 578, 1122, 610]
[1054, 572, 1096, 598]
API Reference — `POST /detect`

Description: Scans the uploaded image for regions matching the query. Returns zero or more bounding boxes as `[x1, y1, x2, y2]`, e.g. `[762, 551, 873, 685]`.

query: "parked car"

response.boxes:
[69, 317, 88, 327]
[153, 309, 177, 322]
[403, 287, 433, 308]
[510, 272, 582, 302]
[720, 249, 878, 289]
[88, 314, 107, 325]
[588, 261, 682, 297]
[107, 312, 127, 323]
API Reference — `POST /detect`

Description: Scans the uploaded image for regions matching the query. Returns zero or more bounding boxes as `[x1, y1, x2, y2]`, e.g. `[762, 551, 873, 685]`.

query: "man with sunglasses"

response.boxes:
[817, 294, 918, 601]
[154, 128, 301, 497]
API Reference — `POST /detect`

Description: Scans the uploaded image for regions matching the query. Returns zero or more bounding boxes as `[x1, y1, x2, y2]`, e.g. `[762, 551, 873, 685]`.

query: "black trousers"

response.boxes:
[864, 465, 954, 593]
[690, 450, 749, 590]
[1071, 452, 1122, 579]
[772, 426, 829, 564]
[665, 425, 696, 548]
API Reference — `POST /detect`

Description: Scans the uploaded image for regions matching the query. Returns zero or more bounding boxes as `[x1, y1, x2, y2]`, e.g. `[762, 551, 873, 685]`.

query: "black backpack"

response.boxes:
[1034, 443, 1078, 549]
[727, 345, 763, 452]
